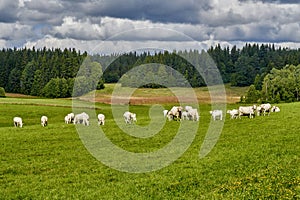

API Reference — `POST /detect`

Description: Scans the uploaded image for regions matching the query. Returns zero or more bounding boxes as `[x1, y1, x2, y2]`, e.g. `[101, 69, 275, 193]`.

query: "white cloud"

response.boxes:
[0, 22, 32, 41]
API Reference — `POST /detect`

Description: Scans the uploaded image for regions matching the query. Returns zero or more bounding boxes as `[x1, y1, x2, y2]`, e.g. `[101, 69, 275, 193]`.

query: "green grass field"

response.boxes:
[0, 97, 300, 199]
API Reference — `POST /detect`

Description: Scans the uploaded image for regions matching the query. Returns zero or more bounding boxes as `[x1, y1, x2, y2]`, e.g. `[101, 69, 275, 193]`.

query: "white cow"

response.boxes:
[64, 113, 75, 124]
[97, 114, 105, 125]
[210, 110, 223, 121]
[256, 106, 262, 116]
[41, 116, 48, 127]
[64, 115, 70, 124]
[13, 117, 23, 128]
[68, 113, 75, 123]
[238, 105, 256, 119]
[167, 106, 183, 121]
[163, 110, 169, 118]
[188, 108, 200, 121]
[123, 111, 137, 124]
[74, 112, 89, 126]
[185, 106, 193, 112]
[227, 109, 239, 119]
[181, 111, 189, 120]
[271, 106, 280, 112]
[260, 103, 272, 116]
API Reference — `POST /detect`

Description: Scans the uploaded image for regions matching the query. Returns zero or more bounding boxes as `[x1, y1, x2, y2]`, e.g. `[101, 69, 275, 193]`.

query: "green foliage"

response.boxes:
[0, 47, 86, 97]
[244, 84, 261, 103]
[96, 78, 105, 90]
[42, 78, 69, 98]
[72, 56, 104, 96]
[0, 87, 5, 97]
[30, 70, 43, 96]
[20, 61, 36, 95]
[262, 64, 300, 102]
[2, 44, 300, 95]
[72, 76, 90, 97]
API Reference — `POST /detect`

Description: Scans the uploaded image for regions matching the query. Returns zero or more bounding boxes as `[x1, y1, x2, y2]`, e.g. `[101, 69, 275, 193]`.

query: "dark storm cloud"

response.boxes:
[0, 1, 19, 23]
[60, 0, 211, 24]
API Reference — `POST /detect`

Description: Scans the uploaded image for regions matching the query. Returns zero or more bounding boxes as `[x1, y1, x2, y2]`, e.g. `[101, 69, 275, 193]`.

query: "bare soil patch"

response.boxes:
[5, 93, 37, 98]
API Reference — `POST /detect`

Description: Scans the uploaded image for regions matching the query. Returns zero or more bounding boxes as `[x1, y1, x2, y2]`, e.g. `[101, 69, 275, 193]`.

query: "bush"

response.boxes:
[0, 87, 5, 97]
[42, 78, 69, 98]
[244, 84, 261, 103]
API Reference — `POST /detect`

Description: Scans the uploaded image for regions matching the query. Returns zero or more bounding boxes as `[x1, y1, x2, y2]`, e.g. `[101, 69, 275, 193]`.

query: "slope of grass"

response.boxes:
[0, 99, 299, 199]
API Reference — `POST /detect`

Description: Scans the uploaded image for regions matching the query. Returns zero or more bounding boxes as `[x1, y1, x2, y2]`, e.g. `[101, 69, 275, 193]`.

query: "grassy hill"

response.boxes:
[0, 97, 299, 199]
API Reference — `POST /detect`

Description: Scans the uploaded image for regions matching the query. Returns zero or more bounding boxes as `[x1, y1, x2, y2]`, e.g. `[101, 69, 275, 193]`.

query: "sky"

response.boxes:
[1, 0, 300, 54]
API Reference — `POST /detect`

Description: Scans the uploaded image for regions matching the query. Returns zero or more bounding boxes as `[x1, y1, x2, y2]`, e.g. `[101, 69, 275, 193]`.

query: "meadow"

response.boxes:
[0, 96, 300, 199]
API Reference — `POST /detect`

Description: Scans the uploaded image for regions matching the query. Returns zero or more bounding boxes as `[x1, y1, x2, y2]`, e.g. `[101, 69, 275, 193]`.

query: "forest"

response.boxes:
[0, 43, 300, 102]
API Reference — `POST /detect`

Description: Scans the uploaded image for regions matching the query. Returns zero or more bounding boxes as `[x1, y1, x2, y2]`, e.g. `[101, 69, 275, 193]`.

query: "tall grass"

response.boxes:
[0, 99, 299, 199]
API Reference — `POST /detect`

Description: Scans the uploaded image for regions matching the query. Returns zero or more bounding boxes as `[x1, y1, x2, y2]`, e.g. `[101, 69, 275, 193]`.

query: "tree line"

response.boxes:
[0, 47, 104, 98]
[96, 43, 300, 88]
[244, 64, 300, 103]
[1, 44, 300, 100]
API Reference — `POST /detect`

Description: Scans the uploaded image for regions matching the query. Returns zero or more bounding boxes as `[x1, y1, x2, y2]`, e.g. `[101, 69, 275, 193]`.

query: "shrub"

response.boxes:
[0, 87, 5, 97]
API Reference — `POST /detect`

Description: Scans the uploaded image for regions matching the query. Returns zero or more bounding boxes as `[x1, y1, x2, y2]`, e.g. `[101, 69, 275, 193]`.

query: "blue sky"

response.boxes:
[0, 0, 300, 54]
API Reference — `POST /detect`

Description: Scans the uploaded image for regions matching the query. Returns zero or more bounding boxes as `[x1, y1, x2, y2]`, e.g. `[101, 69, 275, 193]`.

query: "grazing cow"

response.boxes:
[167, 106, 183, 121]
[271, 106, 280, 112]
[13, 117, 23, 128]
[123, 111, 137, 124]
[260, 103, 272, 116]
[256, 106, 262, 116]
[210, 110, 223, 121]
[64, 113, 74, 124]
[238, 105, 256, 119]
[181, 111, 189, 120]
[188, 108, 200, 121]
[163, 110, 169, 118]
[227, 109, 239, 119]
[185, 106, 193, 112]
[74, 112, 89, 126]
[97, 114, 105, 125]
[41, 116, 48, 127]
[64, 115, 70, 124]
[68, 113, 75, 123]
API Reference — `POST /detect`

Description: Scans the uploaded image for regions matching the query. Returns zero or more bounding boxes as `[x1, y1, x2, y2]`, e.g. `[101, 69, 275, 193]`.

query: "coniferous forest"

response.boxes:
[1, 43, 300, 102]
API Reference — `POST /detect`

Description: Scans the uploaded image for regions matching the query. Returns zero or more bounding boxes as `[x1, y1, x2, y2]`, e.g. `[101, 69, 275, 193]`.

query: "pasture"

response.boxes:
[0, 97, 300, 199]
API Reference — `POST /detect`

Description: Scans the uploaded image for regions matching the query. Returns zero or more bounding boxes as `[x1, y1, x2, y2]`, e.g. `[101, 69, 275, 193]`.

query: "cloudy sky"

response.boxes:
[1, 0, 300, 54]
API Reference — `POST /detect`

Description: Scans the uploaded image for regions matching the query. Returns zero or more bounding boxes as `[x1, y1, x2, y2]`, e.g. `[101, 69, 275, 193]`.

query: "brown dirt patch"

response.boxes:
[84, 94, 240, 105]
[5, 93, 37, 98]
